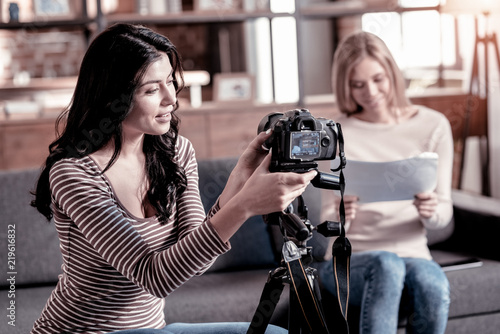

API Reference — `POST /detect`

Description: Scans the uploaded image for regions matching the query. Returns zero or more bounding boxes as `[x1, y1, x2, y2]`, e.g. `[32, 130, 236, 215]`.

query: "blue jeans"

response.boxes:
[111, 322, 287, 334]
[319, 251, 450, 334]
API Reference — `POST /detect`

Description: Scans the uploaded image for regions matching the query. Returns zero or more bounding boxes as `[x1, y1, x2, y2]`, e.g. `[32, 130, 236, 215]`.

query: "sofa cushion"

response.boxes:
[197, 158, 278, 272]
[0, 285, 54, 334]
[444, 257, 500, 318]
[0, 169, 62, 287]
[163, 269, 288, 327]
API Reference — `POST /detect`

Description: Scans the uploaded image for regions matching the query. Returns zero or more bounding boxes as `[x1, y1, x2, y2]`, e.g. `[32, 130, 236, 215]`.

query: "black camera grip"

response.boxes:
[311, 171, 341, 190]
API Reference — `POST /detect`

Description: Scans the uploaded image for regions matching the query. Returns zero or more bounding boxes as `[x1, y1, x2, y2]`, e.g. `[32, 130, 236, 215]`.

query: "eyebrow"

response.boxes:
[139, 70, 174, 88]
[350, 72, 385, 82]
[139, 79, 162, 88]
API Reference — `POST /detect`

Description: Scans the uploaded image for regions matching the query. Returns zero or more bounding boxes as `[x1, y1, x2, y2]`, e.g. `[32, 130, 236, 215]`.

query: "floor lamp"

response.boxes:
[441, 0, 500, 196]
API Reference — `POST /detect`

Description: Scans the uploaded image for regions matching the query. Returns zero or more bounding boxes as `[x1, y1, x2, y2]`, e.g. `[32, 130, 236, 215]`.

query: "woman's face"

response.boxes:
[349, 56, 391, 115]
[122, 52, 177, 140]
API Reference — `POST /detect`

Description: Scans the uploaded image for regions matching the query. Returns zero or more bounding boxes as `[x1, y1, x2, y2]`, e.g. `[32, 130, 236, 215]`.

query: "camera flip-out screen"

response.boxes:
[290, 131, 320, 160]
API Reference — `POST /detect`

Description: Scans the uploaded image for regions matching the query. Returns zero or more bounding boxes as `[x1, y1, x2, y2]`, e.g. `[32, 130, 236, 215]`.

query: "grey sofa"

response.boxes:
[1, 157, 500, 333]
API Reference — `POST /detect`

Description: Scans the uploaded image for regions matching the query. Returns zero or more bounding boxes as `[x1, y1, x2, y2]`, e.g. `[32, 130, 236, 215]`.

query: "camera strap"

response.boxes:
[283, 241, 330, 334]
[330, 123, 351, 331]
[247, 240, 330, 334]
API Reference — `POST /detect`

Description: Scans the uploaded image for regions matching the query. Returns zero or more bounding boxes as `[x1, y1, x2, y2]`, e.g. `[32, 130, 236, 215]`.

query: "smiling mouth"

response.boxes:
[156, 112, 171, 118]
[365, 96, 384, 106]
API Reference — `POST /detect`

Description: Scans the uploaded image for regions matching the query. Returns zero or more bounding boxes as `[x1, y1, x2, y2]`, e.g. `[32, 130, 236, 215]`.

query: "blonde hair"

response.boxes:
[332, 31, 410, 115]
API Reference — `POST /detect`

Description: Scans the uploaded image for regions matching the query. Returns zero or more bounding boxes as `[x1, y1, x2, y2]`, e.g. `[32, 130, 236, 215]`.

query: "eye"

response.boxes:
[146, 87, 160, 94]
[350, 81, 364, 89]
[166, 77, 175, 86]
[373, 74, 386, 83]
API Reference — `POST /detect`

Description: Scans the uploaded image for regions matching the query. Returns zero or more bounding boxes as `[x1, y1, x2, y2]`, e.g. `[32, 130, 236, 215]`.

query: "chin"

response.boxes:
[148, 126, 171, 136]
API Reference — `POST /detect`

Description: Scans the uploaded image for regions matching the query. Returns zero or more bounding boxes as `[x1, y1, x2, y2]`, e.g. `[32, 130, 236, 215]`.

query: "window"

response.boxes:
[362, 0, 476, 92]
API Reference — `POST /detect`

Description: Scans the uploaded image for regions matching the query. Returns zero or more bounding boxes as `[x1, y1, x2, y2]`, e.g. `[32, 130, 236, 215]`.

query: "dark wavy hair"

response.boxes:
[31, 23, 187, 224]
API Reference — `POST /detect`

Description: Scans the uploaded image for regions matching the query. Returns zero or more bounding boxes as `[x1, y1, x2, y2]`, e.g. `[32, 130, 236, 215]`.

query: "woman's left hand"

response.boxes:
[219, 131, 273, 208]
[233, 130, 272, 181]
[413, 192, 438, 219]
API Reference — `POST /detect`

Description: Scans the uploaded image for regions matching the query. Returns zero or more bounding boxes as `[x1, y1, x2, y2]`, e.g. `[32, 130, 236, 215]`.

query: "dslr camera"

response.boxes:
[257, 108, 345, 240]
[258, 108, 340, 174]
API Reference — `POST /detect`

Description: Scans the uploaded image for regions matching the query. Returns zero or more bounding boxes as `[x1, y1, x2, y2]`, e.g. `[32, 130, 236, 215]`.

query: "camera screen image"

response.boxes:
[290, 131, 320, 160]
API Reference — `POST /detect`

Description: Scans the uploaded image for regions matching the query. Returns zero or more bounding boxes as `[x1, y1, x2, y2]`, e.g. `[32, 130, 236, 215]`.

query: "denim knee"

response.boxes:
[319, 251, 406, 297]
[364, 251, 406, 285]
[405, 259, 450, 306]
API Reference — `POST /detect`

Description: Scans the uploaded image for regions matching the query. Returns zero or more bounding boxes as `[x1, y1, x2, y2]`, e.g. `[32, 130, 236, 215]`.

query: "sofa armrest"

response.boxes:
[431, 190, 500, 261]
[0, 169, 63, 288]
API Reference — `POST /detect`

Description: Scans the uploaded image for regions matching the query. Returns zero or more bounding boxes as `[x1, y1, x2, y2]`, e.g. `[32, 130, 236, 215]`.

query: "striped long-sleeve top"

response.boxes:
[31, 136, 230, 334]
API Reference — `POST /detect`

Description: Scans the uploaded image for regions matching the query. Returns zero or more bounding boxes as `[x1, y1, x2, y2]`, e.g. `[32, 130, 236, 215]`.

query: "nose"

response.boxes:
[161, 84, 177, 106]
[365, 81, 378, 97]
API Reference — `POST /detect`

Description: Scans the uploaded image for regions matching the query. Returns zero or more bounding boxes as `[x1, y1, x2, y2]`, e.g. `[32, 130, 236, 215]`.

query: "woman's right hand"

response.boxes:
[235, 153, 317, 217]
[335, 195, 359, 222]
[212, 149, 317, 242]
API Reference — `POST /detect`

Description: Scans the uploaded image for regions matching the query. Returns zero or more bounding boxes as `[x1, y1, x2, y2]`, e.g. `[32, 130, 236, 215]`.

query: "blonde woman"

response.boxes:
[320, 31, 453, 334]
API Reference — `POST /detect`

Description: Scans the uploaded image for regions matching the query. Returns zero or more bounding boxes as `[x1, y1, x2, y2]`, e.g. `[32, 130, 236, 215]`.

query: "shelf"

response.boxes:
[105, 10, 291, 25]
[0, 77, 77, 90]
[0, 18, 94, 30]
[300, 3, 440, 19]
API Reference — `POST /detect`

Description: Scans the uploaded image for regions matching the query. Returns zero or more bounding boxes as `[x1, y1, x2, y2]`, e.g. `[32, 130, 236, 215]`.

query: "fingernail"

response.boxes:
[265, 129, 272, 135]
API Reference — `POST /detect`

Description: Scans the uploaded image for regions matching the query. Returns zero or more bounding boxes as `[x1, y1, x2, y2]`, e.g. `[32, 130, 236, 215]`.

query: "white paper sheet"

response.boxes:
[333, 153, 438, 203]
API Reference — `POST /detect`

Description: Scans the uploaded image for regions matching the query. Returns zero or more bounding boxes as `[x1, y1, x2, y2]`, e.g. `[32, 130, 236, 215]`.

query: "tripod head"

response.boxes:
[263, 195, 343, 243]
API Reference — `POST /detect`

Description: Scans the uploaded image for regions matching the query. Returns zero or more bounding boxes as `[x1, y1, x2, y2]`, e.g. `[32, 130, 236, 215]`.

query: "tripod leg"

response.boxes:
[247, 270, 286, 334]
[458, 25, 481, 190]
[289, 286, 305, 334]
[492, 32, 500, 74]
[481, 31, 500, 196]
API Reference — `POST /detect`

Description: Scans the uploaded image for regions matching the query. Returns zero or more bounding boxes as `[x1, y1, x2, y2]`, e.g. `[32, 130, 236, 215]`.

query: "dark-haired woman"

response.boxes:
[30, 23, 315, 334]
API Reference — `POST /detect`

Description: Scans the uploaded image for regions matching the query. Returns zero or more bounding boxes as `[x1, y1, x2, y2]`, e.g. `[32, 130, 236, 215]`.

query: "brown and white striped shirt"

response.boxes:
[31, 136, 230, 334]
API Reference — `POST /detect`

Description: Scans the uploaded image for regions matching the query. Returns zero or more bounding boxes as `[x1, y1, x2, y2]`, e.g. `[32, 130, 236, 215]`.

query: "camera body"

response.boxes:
[258, 108, 338, 173]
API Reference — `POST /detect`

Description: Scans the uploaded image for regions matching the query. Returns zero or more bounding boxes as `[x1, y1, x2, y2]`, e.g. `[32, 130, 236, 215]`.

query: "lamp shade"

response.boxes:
[441, 0, 500, 15]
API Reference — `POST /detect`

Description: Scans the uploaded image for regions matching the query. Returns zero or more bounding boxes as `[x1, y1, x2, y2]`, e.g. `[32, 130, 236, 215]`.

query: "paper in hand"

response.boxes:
[334, 152, 438, 203]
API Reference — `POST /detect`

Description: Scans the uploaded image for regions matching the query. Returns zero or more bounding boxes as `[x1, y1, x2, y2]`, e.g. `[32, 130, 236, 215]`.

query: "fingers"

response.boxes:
[240, 161, 319, 216]
[335, 195, 358, 221]
[256, 150, 272, 172]
[343, 195, 359, 203]
[275, 168, 317, 185]
[413, 192, 438, 219]
[249, 130, 272, 153]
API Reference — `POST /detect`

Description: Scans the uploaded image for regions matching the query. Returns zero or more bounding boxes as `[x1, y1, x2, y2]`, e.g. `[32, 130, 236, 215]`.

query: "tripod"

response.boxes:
[458, 12, 500, 196]
[246, 197, 351, 334]
[247, 120, 350, 333]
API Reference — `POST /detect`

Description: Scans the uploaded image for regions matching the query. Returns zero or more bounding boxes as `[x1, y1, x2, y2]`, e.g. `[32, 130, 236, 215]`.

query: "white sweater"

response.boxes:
[334, 106, 454, 259]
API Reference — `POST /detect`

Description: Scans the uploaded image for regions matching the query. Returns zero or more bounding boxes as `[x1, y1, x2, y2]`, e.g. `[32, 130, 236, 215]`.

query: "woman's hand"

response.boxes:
[219, 131, 273, 207]
[235, 153, 317, 217]
[212, 141, 317, 242]
[413, 192, 438, 219]
[234, 130, 273, 179]
[334, 195, 359, 222]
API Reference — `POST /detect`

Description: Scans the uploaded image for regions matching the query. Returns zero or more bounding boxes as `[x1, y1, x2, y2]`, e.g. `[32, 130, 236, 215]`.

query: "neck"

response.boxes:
[120, 133, 145, 159]
[93, 133, 145, 167]
[355, 108, 398, 124]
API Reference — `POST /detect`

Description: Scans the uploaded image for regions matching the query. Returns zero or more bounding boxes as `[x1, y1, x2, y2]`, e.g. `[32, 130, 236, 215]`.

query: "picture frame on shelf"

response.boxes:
[32, 0, 73, 20]
[194, 0, 241, 12]
[213, 72, 254, 103]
